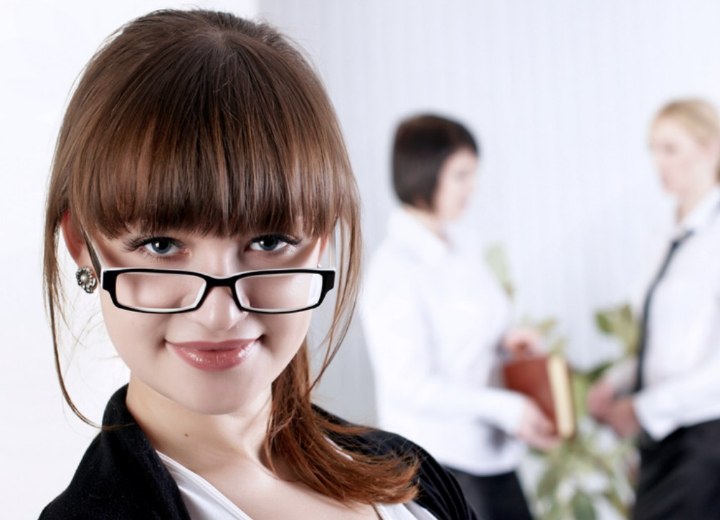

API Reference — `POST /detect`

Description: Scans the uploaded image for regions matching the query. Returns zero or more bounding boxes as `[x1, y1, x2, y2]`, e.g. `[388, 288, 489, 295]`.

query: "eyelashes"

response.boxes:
[250, 234, 301, 253]
[121, 233, 303, 261]
[123, 236, 184, 256]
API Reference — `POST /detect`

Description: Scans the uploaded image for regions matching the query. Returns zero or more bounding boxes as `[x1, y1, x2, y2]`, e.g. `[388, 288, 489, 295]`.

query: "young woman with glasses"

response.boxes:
[40, 10, 474, 519]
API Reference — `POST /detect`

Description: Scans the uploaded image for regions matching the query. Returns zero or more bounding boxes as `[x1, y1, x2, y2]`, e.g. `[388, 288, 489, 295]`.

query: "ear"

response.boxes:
[60, 211, 93, 267]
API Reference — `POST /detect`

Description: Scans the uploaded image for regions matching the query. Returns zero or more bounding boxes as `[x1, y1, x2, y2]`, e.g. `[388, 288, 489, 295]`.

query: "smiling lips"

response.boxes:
[167, 339, 258, 371]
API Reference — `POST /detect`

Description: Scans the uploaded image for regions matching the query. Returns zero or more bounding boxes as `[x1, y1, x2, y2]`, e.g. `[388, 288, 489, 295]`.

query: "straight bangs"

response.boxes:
[62, 13, 351, 241]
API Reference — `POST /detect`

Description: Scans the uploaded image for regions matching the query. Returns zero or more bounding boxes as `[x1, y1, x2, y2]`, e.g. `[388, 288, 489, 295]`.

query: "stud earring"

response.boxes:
[76, 267, 98, 294]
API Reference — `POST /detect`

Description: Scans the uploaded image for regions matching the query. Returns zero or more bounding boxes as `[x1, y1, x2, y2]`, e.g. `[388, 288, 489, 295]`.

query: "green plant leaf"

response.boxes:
[536, 463, 563, 500]
[583, 361, 613, 383]
[595, 311, 613, 334]
[484, 243, 515, 299]
[571, 492, 597, 520]
[594, 303, 639, 357]
[534, 317, 558, 336]
[603, 489, 630, 518]
[572, 373, 590, 419]
[548, 336, 567, 356]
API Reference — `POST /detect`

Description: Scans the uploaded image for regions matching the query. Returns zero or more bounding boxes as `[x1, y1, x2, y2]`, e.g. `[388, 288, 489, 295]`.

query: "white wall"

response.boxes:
[4, 1, 720, 518]
[259, 0, 720, 417]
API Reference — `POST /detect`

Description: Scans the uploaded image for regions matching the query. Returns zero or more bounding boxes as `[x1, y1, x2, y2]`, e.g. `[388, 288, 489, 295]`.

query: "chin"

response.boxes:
[659, 177, 675, 194]
[149, 373, 269, 416]
[663, 184, 684, 199]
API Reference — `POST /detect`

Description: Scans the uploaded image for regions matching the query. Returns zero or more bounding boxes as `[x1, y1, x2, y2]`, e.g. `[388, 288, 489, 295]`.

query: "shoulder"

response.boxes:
[363, 430, 477, 520]
[362, 251, 425, 322]
[367, 213, 430, 274]
[366, 239, 421, 283]
[317, 408, 476, 520]
[40, 387, 189, 519]
[39, 434, 146, 519]
[363, 233, 430, 303]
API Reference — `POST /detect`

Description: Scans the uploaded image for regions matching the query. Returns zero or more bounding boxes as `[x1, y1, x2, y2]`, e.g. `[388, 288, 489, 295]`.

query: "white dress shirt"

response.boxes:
[158, 452, 437, 519]
[630, 187, 720, 440]
[361, 208, 526, 475]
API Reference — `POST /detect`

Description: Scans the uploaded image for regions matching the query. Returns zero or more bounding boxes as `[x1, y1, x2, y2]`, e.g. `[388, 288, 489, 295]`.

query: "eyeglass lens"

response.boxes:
[114, 272, 324, 312]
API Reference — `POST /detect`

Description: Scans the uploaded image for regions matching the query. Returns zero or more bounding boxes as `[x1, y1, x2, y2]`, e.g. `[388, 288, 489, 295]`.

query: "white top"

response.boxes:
[612, 187, 720, 440]
[360, 208, 526, 475]
[158, 452, 437, 520]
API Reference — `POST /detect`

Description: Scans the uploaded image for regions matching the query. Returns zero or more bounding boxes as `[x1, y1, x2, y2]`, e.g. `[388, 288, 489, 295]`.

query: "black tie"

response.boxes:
[634, 231, 694, 392]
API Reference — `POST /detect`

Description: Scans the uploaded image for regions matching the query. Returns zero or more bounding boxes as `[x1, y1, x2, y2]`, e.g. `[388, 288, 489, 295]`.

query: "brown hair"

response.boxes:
[392, 114, 479, 209]
[653, 98, 720, 179]
[44, 9, 416, 504]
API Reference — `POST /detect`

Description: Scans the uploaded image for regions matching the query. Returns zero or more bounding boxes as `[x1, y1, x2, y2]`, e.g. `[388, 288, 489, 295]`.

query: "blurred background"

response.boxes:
[3, 0, 720, 517]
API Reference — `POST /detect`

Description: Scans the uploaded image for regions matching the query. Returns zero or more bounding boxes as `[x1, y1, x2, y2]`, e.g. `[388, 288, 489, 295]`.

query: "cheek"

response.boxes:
[459, 179, 475, 199]
[656, 154, 683, 179]
[675, 153, 694, 170]
[257, 312, 313, 386]
[448, 181, 470, 207]
[669, 148, 703, 172]
[99, 293, 167, 360]
[264, 312, 312, 354]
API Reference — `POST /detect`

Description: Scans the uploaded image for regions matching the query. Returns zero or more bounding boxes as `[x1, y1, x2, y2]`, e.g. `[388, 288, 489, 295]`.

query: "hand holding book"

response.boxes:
[502, 327, 544, 357]
[503, 353, 577, 440]
[515, 398, 562, 451]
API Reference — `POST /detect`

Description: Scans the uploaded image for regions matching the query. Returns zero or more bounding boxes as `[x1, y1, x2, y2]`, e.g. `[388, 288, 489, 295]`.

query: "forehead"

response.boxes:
[651, 119, 699, 145]
[439, 148, 478, 174]
[103, 218, 309, 240]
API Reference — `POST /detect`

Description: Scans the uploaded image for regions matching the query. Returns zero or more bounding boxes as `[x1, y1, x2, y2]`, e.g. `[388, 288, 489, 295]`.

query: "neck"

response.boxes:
[676, 181, 717, 221]
[403, 205, 446, 241]
[126, 376, 272, 471]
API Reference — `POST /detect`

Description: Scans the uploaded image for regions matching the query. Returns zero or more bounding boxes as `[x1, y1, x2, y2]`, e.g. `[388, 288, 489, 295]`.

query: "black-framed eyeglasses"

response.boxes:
[100, 267, 336, 314]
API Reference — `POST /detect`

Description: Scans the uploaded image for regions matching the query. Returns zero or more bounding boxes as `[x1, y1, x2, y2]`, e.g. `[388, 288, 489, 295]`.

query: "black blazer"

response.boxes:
[40, 386, 477, 519]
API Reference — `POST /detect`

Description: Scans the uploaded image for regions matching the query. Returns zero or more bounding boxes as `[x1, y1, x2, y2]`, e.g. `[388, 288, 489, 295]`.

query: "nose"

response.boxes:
[190, 285, 246, 332]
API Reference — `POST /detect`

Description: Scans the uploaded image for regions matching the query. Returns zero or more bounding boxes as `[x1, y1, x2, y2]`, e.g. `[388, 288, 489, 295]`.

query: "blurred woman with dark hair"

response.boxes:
[362, 114, 559, 520]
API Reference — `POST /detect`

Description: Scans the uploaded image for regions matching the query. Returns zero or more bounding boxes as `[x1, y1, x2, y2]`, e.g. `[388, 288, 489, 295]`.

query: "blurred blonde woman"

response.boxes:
[589, 99, 720, 519]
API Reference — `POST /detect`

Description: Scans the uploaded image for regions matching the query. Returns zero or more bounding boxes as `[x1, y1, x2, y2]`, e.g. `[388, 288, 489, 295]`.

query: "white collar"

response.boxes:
[387, 208, 450, 266]
[676, 186, 720, 237]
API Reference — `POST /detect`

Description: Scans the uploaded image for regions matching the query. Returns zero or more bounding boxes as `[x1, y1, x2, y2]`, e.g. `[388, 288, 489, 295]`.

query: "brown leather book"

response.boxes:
[502, 354, 576, 439]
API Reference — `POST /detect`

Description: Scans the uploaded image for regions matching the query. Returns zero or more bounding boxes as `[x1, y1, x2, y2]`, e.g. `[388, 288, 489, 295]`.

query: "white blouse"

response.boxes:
[158, 452, 437, 520]
[361, 208, 526, 475]
[632, 187, 720, 440]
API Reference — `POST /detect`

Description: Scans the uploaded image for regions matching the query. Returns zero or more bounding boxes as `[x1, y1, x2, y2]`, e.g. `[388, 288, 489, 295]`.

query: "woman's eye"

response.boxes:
[142, 237, 180, 256]
[249, 234, 298, 252]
